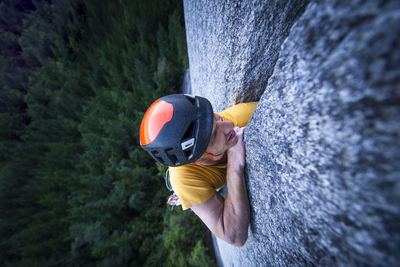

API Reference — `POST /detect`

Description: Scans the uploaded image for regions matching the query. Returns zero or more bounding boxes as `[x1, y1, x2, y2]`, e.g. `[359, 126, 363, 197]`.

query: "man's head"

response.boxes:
[140, 94, 213, 166]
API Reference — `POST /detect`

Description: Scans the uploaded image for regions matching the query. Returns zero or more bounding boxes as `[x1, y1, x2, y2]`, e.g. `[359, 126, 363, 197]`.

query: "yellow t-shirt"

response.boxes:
[169, 102, 258, 210]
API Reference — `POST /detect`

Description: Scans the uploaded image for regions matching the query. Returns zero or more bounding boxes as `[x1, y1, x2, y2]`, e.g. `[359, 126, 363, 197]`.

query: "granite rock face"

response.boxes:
[184, 0, 400, 266]
[184, 0, 308, 112]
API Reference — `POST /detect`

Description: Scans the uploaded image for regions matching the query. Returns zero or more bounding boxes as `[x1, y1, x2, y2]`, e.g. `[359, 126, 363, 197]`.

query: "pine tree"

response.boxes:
[0, 0, 217, 265]
[1, 0, 89, 265]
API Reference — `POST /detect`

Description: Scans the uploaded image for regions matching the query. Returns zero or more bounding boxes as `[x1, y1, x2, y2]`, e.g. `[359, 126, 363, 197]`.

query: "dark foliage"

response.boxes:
[0, 0, 216, 265]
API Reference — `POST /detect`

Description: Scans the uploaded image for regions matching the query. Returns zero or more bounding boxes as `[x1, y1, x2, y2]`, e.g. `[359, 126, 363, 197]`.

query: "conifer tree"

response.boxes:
[1, 0, 89, 265]
[1, 0, 216, 265]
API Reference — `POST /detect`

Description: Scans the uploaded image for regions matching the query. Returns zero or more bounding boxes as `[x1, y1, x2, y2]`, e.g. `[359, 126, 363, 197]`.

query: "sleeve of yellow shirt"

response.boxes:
[218, 102, 258, 127]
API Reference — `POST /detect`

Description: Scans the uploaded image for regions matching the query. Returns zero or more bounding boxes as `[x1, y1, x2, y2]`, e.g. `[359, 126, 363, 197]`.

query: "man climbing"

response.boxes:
[140, 94, 258, 246]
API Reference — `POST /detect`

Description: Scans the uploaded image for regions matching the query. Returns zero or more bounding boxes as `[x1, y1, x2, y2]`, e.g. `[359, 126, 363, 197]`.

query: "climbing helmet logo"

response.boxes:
[181, 138, 195, 150]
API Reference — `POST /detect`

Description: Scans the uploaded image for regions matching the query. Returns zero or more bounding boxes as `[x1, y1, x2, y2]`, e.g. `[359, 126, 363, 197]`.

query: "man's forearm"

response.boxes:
[223, 162, 250, 246]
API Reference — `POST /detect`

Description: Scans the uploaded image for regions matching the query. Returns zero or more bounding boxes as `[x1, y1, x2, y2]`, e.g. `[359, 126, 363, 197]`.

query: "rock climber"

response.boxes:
[140, 94, 258, 246]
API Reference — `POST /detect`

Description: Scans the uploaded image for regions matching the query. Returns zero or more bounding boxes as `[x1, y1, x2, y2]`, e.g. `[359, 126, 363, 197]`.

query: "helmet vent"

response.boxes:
[182, 122, 195, 142]
[168, 154, 177, 165]
[151, 151, 163, 163]
[166, 148, 178, 165]
[185, 95, 196, 105]
[184, 148, 193, 159]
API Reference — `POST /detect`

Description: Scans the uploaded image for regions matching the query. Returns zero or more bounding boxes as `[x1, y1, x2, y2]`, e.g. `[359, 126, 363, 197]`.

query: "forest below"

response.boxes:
[0, 0, 216, 266]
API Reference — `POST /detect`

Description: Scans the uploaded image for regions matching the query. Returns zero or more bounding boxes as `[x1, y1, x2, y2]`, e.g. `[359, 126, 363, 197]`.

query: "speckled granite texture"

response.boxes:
[184, 0, 308, 112]
[184, 0, 400, 266]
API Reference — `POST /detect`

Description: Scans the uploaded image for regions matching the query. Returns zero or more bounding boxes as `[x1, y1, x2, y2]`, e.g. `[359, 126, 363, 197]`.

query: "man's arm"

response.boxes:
[191, 127, 250, 247]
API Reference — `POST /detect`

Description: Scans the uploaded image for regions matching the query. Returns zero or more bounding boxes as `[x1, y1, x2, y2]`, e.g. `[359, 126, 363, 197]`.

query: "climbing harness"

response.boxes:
[164, 168, 173, 191]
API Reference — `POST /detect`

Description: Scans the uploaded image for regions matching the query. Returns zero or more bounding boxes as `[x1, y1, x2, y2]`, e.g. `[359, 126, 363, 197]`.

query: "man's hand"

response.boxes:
[227, 126, 246, 168]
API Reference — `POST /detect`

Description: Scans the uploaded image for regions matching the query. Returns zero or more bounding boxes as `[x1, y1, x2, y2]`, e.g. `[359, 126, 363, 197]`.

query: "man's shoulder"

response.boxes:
[219, 102, 258, 127]
[169, 163, 226, 184]
[169, 163, 225, 176]
[169, 164, 204, 183]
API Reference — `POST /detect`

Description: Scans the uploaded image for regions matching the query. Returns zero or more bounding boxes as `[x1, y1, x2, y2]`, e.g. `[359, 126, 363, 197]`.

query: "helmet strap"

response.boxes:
[203, 152, 224, 158]
[194, 151, 225, 165]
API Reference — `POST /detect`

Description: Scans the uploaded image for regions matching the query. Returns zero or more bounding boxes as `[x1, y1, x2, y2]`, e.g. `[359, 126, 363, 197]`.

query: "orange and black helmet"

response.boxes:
[140, 94, 213, 166]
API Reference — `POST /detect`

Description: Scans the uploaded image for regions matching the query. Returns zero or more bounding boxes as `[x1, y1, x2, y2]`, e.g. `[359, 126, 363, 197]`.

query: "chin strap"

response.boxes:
[203, 152, 224, 158]
[193, 151, 224, 165]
